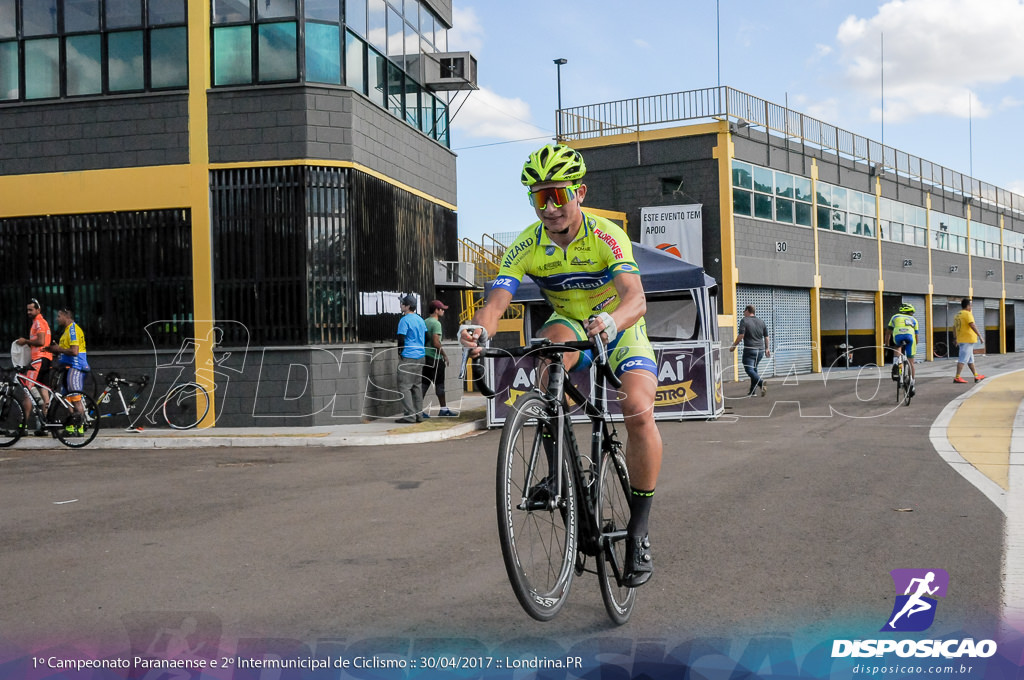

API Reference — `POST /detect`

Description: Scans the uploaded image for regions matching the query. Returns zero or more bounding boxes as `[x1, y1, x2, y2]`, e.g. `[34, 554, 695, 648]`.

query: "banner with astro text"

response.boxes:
[640, 204, 703, 266]
[486, 342, 715, 426]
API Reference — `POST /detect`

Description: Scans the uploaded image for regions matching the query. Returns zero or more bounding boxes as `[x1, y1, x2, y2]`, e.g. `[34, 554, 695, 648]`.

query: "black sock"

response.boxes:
[627, 487, 655, 537]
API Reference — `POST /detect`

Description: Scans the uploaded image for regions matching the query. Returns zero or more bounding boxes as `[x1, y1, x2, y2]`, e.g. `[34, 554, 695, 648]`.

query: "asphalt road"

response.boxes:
[0, 370, 1004, 667]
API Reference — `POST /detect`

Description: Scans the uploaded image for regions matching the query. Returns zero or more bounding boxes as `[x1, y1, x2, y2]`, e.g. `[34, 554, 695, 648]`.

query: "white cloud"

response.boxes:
[447, 5, 484, 54]
[450, 87, 550, 142]
[634, 38, 651, 50]
[835, 0, 1024, 122]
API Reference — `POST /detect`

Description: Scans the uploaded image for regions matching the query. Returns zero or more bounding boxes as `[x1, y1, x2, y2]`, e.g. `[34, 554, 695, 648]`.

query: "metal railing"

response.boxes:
[557, 85, 1024, 219]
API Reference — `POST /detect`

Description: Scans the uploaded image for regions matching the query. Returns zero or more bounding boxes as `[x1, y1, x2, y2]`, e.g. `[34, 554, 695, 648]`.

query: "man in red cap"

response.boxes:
[422, 299, 457, 417]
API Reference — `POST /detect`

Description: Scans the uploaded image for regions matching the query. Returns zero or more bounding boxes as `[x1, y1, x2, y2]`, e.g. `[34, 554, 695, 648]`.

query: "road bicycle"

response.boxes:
[460, 325, 637, 624]
[0, 366, 100, 448]
[94, 372, 211, 430]
[893, 347, 914, 405]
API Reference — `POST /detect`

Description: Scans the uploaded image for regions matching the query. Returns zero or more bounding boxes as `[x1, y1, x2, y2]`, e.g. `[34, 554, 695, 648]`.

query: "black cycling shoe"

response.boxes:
[623, 534, 653, 587]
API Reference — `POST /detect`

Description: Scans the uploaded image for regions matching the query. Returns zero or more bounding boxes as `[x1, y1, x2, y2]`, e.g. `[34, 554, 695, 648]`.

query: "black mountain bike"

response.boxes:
[460, 326, 637, 624]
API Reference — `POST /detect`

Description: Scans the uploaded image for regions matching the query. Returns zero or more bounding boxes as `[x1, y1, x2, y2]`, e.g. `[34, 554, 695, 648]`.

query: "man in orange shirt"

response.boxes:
[15, 298, 53, 432]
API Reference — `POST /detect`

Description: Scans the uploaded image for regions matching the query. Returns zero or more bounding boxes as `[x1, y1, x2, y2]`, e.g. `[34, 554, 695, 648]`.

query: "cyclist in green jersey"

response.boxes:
[884, 303, 919, 397]
[461, 144, 661, 587]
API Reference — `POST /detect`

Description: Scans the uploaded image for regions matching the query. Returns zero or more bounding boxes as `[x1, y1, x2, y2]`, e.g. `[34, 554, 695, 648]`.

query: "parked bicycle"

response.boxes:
[893, 349, 914, 405]
[0, 365, 99, 448]
[460, 325, 636, 624]
[94, 372, 211, 430]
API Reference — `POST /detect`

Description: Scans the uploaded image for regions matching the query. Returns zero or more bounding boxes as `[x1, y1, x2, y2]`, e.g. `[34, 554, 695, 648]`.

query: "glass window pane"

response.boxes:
[64, 0, 100, 32]
[149, 0, 186, 24]
[862, 194, 876, 216]
[817, 205, 831, 229]
[435, 24, 445, 50]
[345, 0, 366, 35]
[151, 26, 187, 88]
[66, 33, 102, 95]
[915, 228, 926, 247]
[25, 38, 59, 99]
[794, 176, 812, 202]
[345, 31, 366, 93]
[213, 25, 251, 84]
[367, 46, 385, 106]
[422, 91, 436, 137]
[213, 0, 249, 23]
[831, 186, 847, 211]
[405, 0, 419, 26]
[257, 0, 295, 19]
[816, 185, 830, 207]
[733, 189, 751, 217]
[404, 78, 418, 127]
[774, 173, 793, 198]
[753, 166, 773, 194]
[404, 20, 417, 60]
[108, 30, 144, 90]
[0, 0, 13, 39]
[386, 60, 402, 117]
[831, 210, 847, 232]
[732, 161, 751, 189]
[0, 41, 18, 99]
[419, 3, 433, 36]
[106, 0, 142, 28]
[306, 0, 340, 22]
[754, 193, 773, 220]
[862, 217, 875, 237]
[847, 191, 862, 215]
[775, 198, 794, 224]
[23, 0, 58, 36]
[306, 21, 341, 84]
[258, 21, 297, 81]
[367, 0, 386, 52]
[794, 201, 812, 227]
[386, 7, 402, 61]
[890, 201, 904, 222]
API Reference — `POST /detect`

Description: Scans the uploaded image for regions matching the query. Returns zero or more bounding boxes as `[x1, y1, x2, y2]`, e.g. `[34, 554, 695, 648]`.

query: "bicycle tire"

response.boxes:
[51, 392, 100, 448]
[162, 382, 211, 430]
[496, 392, 578, 621]
[0, 393, 25, 448]
[903, 370, 914, 406]
[596, 447, 636, 624]
[896, 361, 906, 404]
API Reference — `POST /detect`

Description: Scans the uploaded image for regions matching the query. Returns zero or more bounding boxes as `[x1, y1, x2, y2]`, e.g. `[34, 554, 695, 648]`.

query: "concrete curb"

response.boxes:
[8, 419, 489, 450]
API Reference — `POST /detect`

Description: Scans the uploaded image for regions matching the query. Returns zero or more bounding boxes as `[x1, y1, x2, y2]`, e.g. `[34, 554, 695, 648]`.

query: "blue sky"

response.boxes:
[446, 0, 1024, 244]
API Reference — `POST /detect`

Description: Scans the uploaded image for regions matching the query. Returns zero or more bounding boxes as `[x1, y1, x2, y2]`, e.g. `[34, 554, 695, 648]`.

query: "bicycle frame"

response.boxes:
[15, 368, 81, 424]
[95, 376, 149, 421]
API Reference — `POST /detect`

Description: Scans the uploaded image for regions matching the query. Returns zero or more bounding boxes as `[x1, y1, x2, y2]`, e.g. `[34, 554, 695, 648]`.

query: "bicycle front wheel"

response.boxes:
[51, 392, 100, 448]
[896, 363, 906, 404]
[596, 447, 637, 624]
[163, 383, 211, 429]
[496, 393, 578, 621]
[0, 393, 25, 448]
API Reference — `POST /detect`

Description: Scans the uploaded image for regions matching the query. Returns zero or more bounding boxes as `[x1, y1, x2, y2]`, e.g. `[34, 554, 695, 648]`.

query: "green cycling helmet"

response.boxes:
[899, 303, 915, 314]
[521, 144, 587, 186]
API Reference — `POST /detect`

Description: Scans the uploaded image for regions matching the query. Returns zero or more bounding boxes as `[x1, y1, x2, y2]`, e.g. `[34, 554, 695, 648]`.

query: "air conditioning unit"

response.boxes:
[434, 260, 476, 288]
[422, 51, 478, 92]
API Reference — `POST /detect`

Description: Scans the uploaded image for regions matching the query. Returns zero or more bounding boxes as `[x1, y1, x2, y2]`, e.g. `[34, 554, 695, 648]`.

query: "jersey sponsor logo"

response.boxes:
[545, 245, 556, 256]
[536, 271, 610, 292]
[502, 237, 535, 268]
[540, 260, 562, 271]
[592, 295, 616, 311]
[594, 227, 624, 259]
[570, 256, 595, 266]
[492, 276, 519, 291]
[614, 263, 638, 273]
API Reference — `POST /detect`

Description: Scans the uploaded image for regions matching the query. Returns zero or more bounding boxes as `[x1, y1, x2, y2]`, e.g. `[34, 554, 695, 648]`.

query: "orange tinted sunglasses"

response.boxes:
[527, 184, 581, 209]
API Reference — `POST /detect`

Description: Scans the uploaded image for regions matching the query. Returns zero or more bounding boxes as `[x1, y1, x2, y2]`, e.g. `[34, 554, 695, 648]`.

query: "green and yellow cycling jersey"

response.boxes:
[491, 212, 640, 321]
[888, 313, 918, 336]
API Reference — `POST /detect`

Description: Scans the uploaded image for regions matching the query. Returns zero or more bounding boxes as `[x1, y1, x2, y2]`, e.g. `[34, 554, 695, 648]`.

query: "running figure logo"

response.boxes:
[882, 568, 949, 632]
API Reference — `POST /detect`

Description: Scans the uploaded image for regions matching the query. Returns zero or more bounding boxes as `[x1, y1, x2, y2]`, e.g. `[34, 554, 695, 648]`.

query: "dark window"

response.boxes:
[106, 0, 143, 29]
[23, 0, 58, 36]
[64, 0, 100, 33]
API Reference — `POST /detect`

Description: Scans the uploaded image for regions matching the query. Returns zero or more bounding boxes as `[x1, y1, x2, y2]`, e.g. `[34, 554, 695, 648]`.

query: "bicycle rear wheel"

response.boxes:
[50, 392, 100, 448]
[0, 392, 25, 447]
[903, 371, 914, 406]
[496, 392, 578, 621]
[596, 447, 637, 624]
[895, 362, 907, 404]
[163, 382, 211, 429]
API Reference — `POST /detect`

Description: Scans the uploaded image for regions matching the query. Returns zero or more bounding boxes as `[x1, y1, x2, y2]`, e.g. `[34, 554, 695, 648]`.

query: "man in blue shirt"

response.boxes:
[396, 294, 428, 423]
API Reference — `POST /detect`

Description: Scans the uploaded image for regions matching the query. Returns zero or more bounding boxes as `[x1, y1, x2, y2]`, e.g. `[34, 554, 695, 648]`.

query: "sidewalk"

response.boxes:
[12, 394, 491, 450]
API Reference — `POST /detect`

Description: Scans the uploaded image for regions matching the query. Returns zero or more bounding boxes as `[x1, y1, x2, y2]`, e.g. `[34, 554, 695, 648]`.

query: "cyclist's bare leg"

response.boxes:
[618, 370, 661, 492]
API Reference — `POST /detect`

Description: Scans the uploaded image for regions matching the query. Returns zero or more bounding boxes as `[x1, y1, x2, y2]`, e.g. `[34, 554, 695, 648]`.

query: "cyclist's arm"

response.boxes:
[588, 271, 645, 339]
[883, 328, 893, 345]
[465, 288, 513, 345]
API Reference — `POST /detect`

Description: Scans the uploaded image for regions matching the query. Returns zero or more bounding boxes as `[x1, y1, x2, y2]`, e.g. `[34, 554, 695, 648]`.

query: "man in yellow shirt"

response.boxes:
[953, 298, 985, 384]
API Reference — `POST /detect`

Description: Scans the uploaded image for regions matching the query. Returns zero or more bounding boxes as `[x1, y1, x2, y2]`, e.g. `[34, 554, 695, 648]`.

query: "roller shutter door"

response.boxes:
[1016, 302, 1024, 352]
[901, 294, 927, 361]
[736, 285, 813, 378]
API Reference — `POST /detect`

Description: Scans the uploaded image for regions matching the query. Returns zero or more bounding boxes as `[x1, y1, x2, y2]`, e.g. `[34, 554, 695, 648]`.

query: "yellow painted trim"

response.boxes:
[821, 329, 877, 336]
[188, 0, 215, 427]
[1000, 213, 1007, 354]
[569, 121, 730, 150]
[924, 194, 934, 361]
[0, 166, 192, 218]
[210, 159, 459, 211]
[713, 128, 739, 382]
[810, 161, 822, 372]
[966, 202, 974, 298]
[925, 291, 934, 360]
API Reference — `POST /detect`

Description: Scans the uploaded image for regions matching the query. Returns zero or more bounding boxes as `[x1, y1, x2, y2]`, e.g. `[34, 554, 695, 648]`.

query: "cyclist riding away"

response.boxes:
[885, 303, 918, 397]
[460, 143, 662, 587]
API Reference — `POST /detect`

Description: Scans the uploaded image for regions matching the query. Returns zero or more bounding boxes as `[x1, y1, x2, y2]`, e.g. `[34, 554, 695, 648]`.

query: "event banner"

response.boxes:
[640, 204, 703, 265]
[487, 342, 715, 425]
